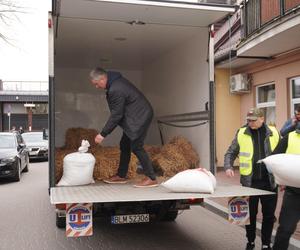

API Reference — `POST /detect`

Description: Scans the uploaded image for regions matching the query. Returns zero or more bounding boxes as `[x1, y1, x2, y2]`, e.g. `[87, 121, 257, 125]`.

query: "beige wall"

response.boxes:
[216, 52, 300, 167]
[240, 59, 300, 130]
[215, 69, 241, 167]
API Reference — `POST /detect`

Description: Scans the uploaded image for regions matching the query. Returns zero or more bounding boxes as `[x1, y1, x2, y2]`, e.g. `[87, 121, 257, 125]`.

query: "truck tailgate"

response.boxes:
[50, 183, 273, 204]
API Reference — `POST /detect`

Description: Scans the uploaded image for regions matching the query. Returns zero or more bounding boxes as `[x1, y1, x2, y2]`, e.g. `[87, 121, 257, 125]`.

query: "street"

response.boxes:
[0, 161, 262, 250]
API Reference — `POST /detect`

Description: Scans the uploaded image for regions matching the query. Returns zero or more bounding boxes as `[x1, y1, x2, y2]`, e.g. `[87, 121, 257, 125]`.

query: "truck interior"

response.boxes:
[52, 0, 235, 169]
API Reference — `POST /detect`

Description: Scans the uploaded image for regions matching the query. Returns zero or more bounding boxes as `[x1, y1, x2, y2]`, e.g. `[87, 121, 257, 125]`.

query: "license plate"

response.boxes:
[29, 151, 38, 155]
[111, 214, 150, 224]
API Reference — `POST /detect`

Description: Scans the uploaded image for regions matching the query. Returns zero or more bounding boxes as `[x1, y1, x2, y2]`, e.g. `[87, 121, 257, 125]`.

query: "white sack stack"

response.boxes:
[161, 168, 216, 193]
[261, 154, 300, 188]
[57, 140, 95, 186]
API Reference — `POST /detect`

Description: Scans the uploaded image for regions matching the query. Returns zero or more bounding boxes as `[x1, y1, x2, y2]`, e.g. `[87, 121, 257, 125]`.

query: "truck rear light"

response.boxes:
[55, 204, 66, 210]
[48, 18, 52, 28]
[188, 198, 204, 204]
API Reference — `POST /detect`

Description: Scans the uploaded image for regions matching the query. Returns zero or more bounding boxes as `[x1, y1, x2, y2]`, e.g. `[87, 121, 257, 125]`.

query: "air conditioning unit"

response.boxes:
[230, 73, 250, 94]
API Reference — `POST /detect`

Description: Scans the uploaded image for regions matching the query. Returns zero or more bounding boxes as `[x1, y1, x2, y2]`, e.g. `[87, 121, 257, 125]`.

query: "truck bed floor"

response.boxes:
[50, 181, 273, 204]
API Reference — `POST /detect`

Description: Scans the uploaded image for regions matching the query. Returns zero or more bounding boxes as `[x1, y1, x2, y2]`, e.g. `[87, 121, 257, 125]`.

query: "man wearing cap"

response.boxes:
[280, 105, 300, 137]
[272, 122, 300, 250]
[224, 108, 280, 250]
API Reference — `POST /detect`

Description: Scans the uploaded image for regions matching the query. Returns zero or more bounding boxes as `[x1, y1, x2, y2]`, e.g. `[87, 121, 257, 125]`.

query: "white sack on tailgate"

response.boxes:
[57, 140, 95, 186]
[261, 154, 300, 188]
[162, 168, 216, 193]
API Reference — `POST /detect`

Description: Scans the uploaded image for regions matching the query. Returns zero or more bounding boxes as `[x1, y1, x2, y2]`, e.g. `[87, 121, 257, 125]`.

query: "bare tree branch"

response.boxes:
[0, 10, 26, 13]
[0, 0, 28, 45]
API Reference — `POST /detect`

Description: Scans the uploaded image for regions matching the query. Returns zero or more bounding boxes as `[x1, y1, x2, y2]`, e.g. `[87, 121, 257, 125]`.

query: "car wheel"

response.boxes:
[23, 155, 29, 173]
[12, 160, 21, 182]
[56, 213, 66, 228]
[23, 164, 29, 173]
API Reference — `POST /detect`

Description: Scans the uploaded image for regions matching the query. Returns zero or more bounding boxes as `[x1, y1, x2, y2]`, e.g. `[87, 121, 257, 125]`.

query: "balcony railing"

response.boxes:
[242, 0, 300, 37]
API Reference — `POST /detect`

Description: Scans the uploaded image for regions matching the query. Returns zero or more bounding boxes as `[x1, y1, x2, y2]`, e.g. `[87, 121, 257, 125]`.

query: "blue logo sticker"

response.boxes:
[68, 206, 91, 230]
[229, 198, 248, 219]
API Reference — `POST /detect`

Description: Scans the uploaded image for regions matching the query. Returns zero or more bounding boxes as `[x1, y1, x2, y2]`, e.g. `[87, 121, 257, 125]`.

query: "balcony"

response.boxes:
[237, 0, 300, 57]
[243, 0, 300, 36]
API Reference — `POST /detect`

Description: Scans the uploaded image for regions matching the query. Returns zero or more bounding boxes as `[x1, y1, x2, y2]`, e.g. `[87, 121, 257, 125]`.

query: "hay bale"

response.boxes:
[168, 136, 199, 168]
[64, 127, 99, 150]
[152, 136, 199, 177]
[55, 146, 138, 183]
[55, 148, 74, 183]
[144, 145, 161, 160]
[55, 130, 197, 182]
[92, 146, 138, 180]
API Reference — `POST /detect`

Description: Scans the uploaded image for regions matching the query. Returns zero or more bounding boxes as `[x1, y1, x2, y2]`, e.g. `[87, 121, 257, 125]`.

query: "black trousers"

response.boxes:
[117, 132, 156, 180]
[273, 190, 300, 250]
[245, 182, 278, 246]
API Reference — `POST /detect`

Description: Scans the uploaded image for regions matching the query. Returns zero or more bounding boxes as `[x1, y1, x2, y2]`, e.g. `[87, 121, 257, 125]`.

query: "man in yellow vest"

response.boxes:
[224, 108, 280, 250]
[272, 123, 300, 250]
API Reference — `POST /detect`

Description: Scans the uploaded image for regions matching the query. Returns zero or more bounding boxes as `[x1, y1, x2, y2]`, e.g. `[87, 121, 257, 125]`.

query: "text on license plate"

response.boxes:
[111, 214, 150, 224]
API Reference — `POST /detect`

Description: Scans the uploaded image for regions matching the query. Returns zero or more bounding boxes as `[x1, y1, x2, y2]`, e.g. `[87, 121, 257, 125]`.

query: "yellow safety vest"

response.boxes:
[237, 126, 279, 176]
[286, 131, 300, 154]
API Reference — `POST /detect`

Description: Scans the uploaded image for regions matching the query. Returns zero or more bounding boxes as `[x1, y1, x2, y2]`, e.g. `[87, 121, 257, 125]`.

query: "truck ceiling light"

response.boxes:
[114, 37, 127, 41]
[99, 58, 111, 63]
[127, 20, 146, 25]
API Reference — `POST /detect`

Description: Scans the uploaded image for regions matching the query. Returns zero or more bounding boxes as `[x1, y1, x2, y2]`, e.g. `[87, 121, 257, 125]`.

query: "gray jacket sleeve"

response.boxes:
[100, 90, 125, 137]
[224, 130, 240, 171]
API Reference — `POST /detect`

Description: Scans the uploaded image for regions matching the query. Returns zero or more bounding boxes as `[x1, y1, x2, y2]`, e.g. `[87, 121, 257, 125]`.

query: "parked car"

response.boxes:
[0, 132, 29, 181]
[22, 132, 48, 161]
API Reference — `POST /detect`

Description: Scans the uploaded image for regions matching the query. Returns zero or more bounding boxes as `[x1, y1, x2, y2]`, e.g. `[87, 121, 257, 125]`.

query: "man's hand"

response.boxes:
[225, 169, 235, 178]
[95, 134, 104, 144]
[292, 116, 298, 126]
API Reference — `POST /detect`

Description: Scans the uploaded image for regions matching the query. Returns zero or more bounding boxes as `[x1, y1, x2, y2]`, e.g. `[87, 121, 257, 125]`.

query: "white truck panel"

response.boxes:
[59, 0, 234, 27]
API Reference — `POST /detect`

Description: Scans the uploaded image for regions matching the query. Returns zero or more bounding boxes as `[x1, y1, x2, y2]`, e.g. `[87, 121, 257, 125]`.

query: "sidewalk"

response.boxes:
[210, 168, 300, 242]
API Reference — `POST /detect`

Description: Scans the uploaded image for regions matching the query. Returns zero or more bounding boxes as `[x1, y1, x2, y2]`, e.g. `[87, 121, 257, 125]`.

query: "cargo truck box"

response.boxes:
[49, 0, 272, 231]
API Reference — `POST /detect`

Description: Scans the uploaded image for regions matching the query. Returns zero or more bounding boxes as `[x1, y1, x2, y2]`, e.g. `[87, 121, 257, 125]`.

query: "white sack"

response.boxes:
[161, 168, 216, 193]
[261, 154, 300, 188]
[57, 140, 95, 186]
[78, 139, 90, 153]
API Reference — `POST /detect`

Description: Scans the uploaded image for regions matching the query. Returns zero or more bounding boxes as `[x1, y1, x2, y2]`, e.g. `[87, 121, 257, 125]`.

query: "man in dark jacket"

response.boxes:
[90, 67, 158, 188]
[272, 123, 300, 250]
[224, 108, 280, 250]
[280, 105, 300, 137]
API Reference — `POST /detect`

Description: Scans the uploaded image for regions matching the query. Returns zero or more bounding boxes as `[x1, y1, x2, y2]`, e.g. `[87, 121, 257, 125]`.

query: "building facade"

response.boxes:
[215, 0, 300, 167]
[0, 81, 48, 132]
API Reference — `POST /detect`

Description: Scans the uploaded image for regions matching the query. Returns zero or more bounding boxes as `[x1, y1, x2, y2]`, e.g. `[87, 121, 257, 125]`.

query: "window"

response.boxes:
[256, 83, 276, 125]
[290, 77, 300, 115]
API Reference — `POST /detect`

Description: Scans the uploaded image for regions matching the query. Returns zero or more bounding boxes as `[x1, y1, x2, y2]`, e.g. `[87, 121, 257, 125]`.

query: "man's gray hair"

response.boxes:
[90, 67, 107, 80]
